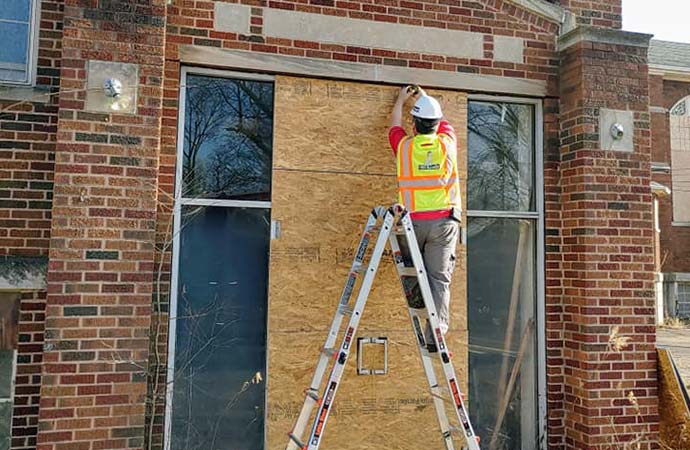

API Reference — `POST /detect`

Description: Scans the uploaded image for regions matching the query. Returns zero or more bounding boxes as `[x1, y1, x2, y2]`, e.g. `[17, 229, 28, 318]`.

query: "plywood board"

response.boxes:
[273, 77, 468, 180]
[268, 171, 466, 333]
[268, 76, 468, 449]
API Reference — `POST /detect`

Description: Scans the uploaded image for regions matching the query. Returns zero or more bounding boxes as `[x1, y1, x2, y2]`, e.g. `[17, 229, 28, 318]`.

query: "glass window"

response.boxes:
[676, 282, 690, 318]
[467, 99, 540, 450]
[468, 102, 535, 212]
[467, 218, 537, 449]
[0, 293, 19, 450]
[169, 71, 274, 450]
[182, 75, 274, 201]
[0, 0, 35, 84]
[170, 206, 270, 450]
[670, 96, 690, 224]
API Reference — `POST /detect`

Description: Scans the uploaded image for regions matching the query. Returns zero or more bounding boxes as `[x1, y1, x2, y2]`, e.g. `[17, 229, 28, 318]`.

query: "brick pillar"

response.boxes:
[558, 27, 658, 450]
[558, 0, 622, 29]
[37, 1, 166, 449]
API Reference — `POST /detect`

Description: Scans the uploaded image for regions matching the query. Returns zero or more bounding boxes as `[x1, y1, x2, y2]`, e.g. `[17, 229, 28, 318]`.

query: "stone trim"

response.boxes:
[652, 161, 672, 172]
[505, 0, 566, 24]
[214, 1, 251, 35]
[650, 64, 690, 82]
[0, 84, 51, 104]
[261, 8, 487, 60]
[558, 25, 653, 51]
[179, 45, 548, 97]
[665, 272, 690, 282]
[215, 3, 527, 64]
[0, 256, 47, 291]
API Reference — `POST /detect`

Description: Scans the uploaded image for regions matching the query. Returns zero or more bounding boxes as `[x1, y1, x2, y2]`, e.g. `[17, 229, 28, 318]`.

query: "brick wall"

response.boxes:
[166, 0, 560, 93]
[558, 33, 658, 450]
[152, 1, 564, 448]
[35, 1, 166, 449]
[558, 0, 623, 28]
[0, 2, 63, 449]
[143, 57, 179, 450]
[544, 95, 566, 449]
[149, 0, 560, 448]
[0, 0, 64, 259]
[0, 2, 665, 450]
[649, 74, 690, 274]
[12, 291, 47, 450]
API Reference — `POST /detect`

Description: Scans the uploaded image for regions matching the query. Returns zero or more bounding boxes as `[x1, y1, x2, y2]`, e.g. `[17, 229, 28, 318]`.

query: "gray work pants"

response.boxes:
[410, 217, 460, 342]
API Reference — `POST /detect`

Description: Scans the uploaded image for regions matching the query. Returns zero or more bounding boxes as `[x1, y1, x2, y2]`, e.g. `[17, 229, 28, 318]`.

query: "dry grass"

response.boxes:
[601, 327, 655, 450]
[662, 317, 690, 329]
[607, 326, 632, 353]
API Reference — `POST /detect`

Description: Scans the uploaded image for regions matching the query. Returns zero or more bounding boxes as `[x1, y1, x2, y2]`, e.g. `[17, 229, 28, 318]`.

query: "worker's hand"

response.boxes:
[398, 85, 418, 103]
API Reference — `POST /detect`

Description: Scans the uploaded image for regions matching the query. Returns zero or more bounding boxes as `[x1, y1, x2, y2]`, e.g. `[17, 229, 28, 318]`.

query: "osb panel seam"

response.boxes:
[267, 76, 469, 450]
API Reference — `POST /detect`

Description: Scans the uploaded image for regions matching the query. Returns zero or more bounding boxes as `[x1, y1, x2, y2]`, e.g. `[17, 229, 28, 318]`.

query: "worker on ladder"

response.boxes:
[389, 85, 462, 353]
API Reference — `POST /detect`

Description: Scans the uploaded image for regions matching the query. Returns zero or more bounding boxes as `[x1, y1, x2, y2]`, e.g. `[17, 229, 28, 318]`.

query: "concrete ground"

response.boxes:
[658, 327, 690, 388]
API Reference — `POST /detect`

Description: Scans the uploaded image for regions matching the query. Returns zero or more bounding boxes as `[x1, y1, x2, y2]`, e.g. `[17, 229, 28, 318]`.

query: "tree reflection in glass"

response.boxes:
[171, 206, 270, 450]
[183, 75, 274, 201]
[467, 102, 534, 212]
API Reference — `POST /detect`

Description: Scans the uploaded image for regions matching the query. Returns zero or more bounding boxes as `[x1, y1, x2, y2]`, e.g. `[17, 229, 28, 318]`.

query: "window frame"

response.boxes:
[670, 95, 690, 227]
[467, 94, 546, 450]
[0, 0, 40, 86]
[164, 66, 275, 450]
[671, 96, 689, 117]
[163, 79, 546, 450]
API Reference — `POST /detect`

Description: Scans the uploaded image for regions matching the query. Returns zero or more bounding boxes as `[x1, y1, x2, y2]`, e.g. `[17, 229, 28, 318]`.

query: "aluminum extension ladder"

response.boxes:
[285, 205, 481, 450]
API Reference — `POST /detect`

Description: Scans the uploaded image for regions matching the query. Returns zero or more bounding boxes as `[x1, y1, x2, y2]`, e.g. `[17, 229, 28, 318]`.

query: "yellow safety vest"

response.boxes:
[396, 133, 461, 213]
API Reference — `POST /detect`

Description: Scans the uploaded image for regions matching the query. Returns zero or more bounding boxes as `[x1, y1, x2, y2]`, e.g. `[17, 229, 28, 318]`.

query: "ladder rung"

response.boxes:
[430, 390, 453, 406]
[431, 386, 465, 404]
[399, 267, 418, 277]
[305, 388, 319, 401]
[338, 304, 353, 316]
[288, 432, 305, 449]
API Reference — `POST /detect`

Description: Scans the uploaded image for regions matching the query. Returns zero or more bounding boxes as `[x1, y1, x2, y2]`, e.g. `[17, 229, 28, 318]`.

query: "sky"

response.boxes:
[623, 0, 690, 43]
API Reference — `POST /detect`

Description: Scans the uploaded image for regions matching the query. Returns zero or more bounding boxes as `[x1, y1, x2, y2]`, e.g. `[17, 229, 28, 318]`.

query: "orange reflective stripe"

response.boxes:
[439, 137, 455, 177]
[396, 133, 460, 213]
[397, 137, 413, 177]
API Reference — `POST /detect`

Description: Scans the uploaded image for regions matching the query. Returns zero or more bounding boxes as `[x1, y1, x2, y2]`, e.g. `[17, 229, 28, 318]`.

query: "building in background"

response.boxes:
[0, 1, 686, 450]
[648, 40, 690, 321]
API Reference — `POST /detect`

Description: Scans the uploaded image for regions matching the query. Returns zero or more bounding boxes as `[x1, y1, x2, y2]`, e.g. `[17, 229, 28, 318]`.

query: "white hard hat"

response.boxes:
[411, 95, 443, 120]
